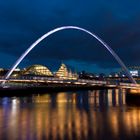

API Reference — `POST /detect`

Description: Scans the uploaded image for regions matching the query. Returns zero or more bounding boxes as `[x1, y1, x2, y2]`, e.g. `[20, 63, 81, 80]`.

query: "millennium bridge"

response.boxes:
[1, 26, 140, 97]
[0, 77, 139, 90]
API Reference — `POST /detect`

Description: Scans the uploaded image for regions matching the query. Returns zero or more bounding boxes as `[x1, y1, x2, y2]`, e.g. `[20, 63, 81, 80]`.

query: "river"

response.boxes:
[0, 89, 140, 140]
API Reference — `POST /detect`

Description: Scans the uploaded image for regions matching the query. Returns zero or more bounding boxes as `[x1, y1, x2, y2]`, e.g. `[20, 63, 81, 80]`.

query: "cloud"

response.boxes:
[0, 0, 140, 72]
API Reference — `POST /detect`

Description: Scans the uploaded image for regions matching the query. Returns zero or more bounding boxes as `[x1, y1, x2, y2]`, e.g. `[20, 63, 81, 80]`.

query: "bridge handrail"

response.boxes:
[119, 82, 140, 87]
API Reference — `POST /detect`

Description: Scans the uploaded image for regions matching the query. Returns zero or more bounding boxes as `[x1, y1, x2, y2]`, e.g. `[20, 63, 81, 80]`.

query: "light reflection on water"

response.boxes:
[0, 89, 140, 140]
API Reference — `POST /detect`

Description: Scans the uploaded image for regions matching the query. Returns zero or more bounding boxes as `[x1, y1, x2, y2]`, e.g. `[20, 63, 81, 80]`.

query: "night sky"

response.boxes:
[0, 0, 140, 74]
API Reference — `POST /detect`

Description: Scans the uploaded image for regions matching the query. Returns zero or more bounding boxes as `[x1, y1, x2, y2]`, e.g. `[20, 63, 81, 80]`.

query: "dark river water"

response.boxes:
[0, 89, 140, 140]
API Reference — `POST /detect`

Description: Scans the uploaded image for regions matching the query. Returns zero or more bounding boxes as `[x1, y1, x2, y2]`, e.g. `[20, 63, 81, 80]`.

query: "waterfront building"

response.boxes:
[0, 68, 4, 72]
[23, 65, 53, 76]
[0, 68, 5, 77]
[55, 63, 68, 79]
[0, 63, 78, 80]
[119, 66, 140, 77]
[55, 63, 78, 80]
[130, 70, 138, 77]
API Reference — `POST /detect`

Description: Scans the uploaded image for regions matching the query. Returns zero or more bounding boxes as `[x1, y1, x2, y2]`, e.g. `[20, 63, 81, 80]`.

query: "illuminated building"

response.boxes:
[130, 70, 138, 77]
[12, 68, 21, 77]
[0, 63, 78, 79]
[23, 65, 53, 76]
[0, 68, 4, 72]
[0, 68, 4, 77]
[55, 63, 78, 80]
[119, 66, 140, 77]
[55, 63, 68, 79]
[0, 68, 21, 77]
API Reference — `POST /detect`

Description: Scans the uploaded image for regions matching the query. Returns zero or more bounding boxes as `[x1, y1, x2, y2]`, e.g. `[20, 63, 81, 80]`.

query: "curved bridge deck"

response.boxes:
[0, 78, 139, 90]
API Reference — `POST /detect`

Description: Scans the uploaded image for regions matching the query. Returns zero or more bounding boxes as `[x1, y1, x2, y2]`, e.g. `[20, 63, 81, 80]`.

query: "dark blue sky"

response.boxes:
[0, 0, 140, 74]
